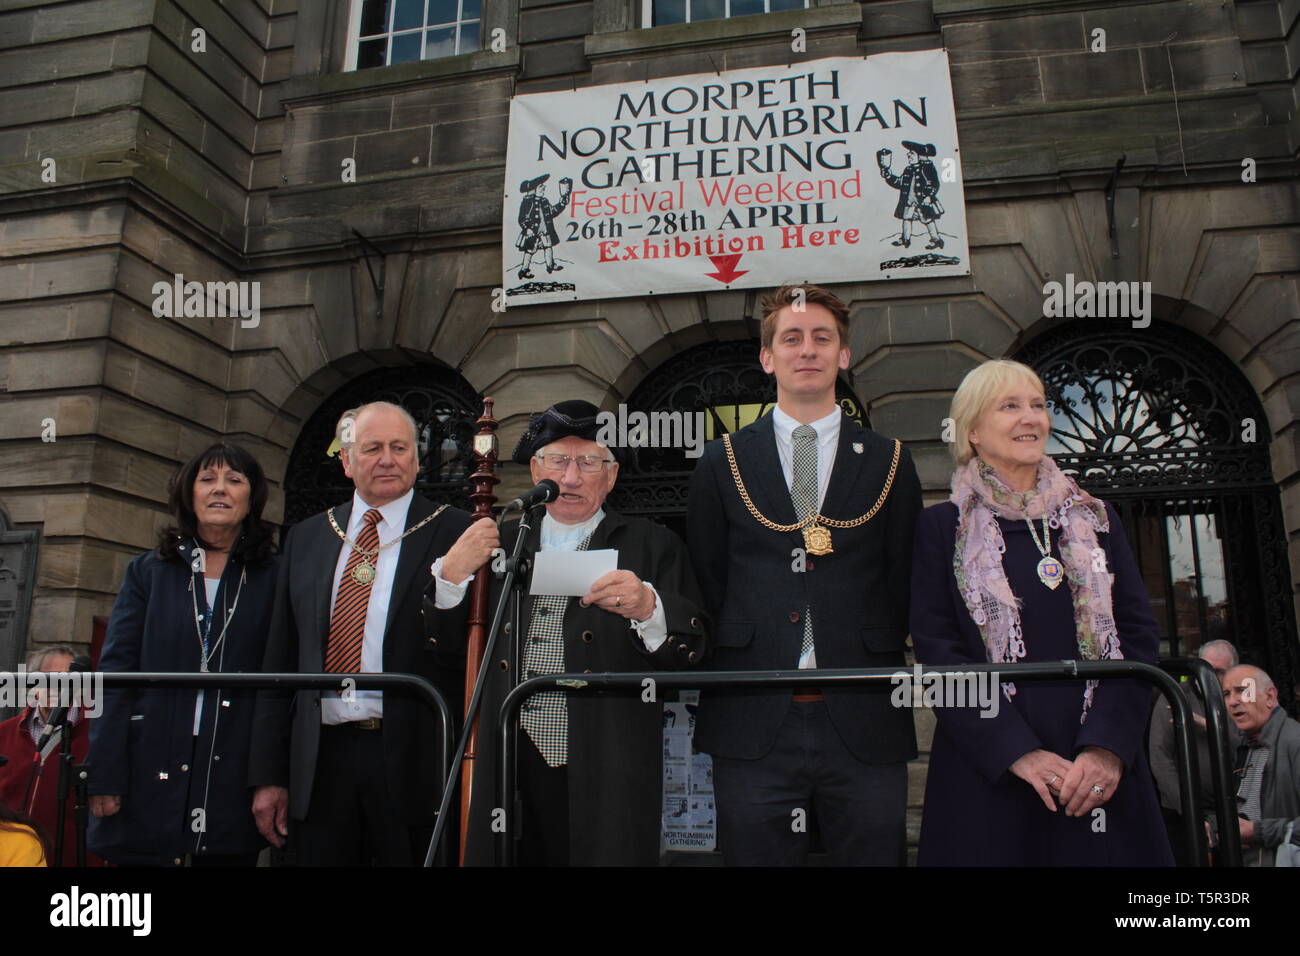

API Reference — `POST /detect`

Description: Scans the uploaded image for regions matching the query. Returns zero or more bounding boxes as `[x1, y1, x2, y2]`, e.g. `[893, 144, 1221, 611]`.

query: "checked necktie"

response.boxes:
[792, 424, 818, 661]
[521, 530, 595, 767]
[324, 507, 382, 674]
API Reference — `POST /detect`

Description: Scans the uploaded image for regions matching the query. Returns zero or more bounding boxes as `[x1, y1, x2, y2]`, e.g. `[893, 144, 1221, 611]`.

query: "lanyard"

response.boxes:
[188, 541, 246, 673]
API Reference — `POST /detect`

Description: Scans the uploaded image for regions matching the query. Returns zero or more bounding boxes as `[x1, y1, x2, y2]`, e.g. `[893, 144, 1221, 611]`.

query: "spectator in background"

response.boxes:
[1147, 639, 1240, 865]
[0, 645, 105, 866]
[1221, 664, 1300, 866]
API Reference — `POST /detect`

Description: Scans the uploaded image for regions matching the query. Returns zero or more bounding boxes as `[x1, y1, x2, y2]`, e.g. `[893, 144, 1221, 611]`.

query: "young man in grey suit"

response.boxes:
[687, 284, 921, 865]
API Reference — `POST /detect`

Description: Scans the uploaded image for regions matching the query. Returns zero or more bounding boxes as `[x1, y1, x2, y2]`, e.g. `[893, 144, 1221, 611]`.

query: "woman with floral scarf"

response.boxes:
[910, 360, 1172, 865]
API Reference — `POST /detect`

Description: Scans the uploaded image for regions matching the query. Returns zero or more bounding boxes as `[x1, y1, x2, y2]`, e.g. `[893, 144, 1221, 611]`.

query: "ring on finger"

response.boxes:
[615, 596, 622, 608]
[1090, 785, 1105, 796]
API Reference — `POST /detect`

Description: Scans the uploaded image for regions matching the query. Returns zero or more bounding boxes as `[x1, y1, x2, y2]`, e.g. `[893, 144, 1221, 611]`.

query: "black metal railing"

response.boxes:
[37, 672, 455, 867]
[1158, 657, 1242, 867]
[31, 661, 1237, 866]
[498, 660, 1228, 867]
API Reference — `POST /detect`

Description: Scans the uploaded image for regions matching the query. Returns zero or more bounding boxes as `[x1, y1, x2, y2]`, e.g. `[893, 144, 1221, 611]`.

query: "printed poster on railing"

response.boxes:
[502, 51, 969, 305]
[662, 692, 716, 853]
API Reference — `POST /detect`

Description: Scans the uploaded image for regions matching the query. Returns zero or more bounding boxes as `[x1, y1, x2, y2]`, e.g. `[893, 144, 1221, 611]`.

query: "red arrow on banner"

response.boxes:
[705, 254, 748, 285]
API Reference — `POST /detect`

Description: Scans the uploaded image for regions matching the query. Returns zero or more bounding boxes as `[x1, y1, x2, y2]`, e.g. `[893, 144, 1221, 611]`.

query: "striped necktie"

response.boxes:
[324, 508, 382, 674]
[792, 424, 817, 660]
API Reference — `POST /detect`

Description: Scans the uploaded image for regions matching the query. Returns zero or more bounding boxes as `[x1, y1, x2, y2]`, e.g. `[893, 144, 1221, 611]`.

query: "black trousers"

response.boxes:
[517, 733, 569, 867]
[710, 700, 907, 866]
[291, 723, 432, 866]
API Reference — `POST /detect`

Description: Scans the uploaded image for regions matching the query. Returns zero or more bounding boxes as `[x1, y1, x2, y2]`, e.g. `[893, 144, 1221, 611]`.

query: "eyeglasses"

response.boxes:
[535, 453, 613, 474]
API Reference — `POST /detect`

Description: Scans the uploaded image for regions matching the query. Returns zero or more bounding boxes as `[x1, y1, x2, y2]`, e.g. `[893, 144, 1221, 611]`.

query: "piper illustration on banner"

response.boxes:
[502, 50, 969, 304]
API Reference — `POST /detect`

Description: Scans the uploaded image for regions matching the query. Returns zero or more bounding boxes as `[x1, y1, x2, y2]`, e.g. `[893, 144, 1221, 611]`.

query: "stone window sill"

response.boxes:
[278, 47, 522, 106]
[585, 4, 863, 59]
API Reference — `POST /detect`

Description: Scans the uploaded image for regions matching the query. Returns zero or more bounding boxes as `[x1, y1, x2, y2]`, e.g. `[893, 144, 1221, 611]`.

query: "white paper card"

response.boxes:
[529, 549, 618, 597]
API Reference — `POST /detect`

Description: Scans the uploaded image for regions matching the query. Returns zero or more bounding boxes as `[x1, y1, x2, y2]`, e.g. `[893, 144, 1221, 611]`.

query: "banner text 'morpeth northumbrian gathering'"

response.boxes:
[502, 51, 969, 304]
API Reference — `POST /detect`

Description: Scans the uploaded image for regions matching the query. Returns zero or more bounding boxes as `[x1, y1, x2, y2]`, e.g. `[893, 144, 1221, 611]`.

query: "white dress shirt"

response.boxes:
[431, 508, 668, 651]
[321, 488, 414, 725]
[771, 404, 841, 669]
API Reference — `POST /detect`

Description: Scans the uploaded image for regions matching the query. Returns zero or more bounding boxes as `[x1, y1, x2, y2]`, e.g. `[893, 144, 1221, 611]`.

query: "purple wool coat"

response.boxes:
[910, 499, 1174, 866]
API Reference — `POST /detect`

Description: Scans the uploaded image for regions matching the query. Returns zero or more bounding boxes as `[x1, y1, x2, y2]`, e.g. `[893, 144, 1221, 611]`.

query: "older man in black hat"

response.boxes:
[426, 400, 710, 865]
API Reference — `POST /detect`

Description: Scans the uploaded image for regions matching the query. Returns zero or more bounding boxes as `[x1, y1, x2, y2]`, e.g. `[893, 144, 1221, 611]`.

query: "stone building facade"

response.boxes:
[1, 0, 1298, 845]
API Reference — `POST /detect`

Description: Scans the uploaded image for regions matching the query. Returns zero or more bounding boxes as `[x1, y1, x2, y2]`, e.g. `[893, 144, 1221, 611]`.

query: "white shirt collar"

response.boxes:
[27, 706, 79, 745]
[350, 487, 414, 532]
[541, 508, 605, 551]
[772, 404, 842, 445]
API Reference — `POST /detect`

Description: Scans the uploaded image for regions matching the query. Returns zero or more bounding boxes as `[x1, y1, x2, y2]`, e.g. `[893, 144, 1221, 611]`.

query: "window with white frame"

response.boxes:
[347, 0, 482, 70]
[644, 0, 807, 27]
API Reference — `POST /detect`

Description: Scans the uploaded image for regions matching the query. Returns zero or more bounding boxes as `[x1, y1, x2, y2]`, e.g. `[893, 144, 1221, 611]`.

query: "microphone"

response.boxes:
[502, 479, 559, 513]
[34, 655, 92, 752]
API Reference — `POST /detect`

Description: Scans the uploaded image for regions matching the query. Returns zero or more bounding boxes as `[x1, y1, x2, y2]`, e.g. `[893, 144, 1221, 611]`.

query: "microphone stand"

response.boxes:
[50, 710, 83, 867]
[72, 751, 90, 867]
[425, 502, 538, 866]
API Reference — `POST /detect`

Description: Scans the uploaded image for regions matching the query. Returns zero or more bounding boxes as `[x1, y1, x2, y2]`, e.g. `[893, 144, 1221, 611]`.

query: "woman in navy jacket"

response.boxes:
[911, 360, 1172, 865]
[88, 443, 278, 866]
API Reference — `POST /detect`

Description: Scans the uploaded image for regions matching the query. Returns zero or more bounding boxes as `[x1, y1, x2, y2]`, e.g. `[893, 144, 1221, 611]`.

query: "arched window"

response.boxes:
[1018, 321, 1299, 703]
[282, 365, 482, 527]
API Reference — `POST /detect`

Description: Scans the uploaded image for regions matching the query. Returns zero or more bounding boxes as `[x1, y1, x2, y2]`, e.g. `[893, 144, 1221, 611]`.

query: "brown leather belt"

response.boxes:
[792, 692, 824, 702]
[325, 717, 382, 731]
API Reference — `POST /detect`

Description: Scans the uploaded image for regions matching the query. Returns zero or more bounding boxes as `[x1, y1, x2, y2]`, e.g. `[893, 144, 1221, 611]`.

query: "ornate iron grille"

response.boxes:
[608, 338, 867, 525]
[282, 365, 481, 528]
[1017, 321, 1298, 709]
[1019, 323, 1270, 494]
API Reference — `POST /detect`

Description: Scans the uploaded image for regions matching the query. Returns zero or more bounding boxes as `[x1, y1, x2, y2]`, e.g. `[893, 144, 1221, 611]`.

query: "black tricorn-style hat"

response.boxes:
[519, 173, 551, 193]
[900, 141, 937, 157]
[512, 399, 622, 465]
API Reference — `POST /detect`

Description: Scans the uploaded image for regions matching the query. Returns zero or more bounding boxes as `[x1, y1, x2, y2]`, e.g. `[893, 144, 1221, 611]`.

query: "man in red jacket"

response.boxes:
[0, 645, 105, 866]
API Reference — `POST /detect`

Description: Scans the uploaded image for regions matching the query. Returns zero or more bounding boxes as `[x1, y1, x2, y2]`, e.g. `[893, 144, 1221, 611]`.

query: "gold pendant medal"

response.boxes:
[803, 523, 833, 556]
[1036, 556, 1063, 590]
[353, 561, 377, 585]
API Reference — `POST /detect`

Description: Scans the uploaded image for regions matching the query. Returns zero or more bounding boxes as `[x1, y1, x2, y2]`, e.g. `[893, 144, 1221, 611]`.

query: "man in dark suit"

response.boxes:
[427, 400, 709, 865]
[249, 401, 472, 865]
[687, 284, 922, 865]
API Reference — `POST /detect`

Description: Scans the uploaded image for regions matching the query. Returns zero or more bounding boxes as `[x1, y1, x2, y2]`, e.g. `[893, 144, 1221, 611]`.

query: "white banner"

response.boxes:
[502, 51, 969, 305]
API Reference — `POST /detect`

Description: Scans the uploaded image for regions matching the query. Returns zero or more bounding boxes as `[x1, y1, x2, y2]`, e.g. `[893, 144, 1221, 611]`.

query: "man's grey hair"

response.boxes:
[337, 402, 419, 456]
[26, 644, 77, 671]
[1233, 664, 1276, 694]
[1199, 639, 1239, 668]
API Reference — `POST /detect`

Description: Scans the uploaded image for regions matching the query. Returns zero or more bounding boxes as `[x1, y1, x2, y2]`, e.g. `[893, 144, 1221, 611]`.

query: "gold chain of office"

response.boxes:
[721, 434, 902, 556]
[327, 504, 448, 585]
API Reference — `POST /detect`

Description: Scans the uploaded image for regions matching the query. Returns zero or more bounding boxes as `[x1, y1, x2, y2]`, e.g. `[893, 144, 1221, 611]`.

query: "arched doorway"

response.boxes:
[607, 338, 868, 540]
[1017, 320, 1299, 707]
[282, 365, 482, 527]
